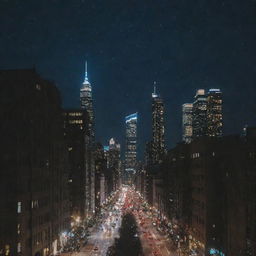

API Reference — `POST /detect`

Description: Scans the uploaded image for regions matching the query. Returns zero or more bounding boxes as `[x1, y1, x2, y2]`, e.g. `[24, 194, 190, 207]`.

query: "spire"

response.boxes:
[152, 81, 158, 98]
[84, 61, 89, 83]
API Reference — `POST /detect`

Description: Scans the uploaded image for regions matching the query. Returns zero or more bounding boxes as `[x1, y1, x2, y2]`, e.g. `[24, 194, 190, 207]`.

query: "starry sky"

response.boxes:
[1, 0, 256, 158]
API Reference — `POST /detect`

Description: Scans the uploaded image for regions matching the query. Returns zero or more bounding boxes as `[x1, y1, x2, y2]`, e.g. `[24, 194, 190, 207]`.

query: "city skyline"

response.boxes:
[1, 0, 256, 156]
[1, 1, 256, 256]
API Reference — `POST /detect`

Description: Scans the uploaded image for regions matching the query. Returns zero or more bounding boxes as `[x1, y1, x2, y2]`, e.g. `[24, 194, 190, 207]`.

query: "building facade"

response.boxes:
[182, 103, 193, 143]
[63, 109, 89, 220]
[206, 89, 223, 137]
[152, 86, 165, 163]
[125, 113, 138, 181]
[158, 134, 256, 256]
[80, 61, 94, 141]
[79, 62, 95, 216]
[190, 88, 223, 141]
[108, 138, 121, 191]
[0, 69, 70, 256]
[192, 89, 207, 139]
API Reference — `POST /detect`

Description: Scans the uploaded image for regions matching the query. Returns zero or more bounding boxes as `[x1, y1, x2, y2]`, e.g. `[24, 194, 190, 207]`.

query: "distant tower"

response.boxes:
[192, 89, 207, 139]
[152, 83, 165, 164]
[182, 103, 193, 143]
[207, 89, 223, 137]
[125, 113, 138, 174]
[108, 138, 121, 191]
[80, 61, 94, 140]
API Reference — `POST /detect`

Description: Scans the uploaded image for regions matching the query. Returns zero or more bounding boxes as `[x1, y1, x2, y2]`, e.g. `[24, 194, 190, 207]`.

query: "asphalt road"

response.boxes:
[63, 188, 127, 256]
[61, 186, 181, 256]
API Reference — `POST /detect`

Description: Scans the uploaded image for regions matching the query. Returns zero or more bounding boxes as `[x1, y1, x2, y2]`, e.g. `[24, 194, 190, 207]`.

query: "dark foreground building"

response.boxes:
[146, 132, 256, 256]
[156, 133, 256, 256]
[63, 109, 89, 220]
[0, 69, 70, 256]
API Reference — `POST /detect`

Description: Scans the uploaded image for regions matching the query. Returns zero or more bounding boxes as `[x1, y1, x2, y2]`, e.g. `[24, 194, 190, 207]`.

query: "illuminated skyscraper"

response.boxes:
[207, 89, 223, 137]
[152, 85, 165, 164]
[192, 89, 207, 139]
[80, 61, 94, 141]
[125, 113, 138, 174]
[182, 103, 193, 143]
[80, 61, 95, 215]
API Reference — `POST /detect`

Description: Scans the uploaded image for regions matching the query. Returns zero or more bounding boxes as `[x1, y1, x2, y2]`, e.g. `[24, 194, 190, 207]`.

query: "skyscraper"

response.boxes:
[80, 61, 95, 215]
[125, 113, 138, 174]
[182, 103, 193, 143]
[63, 109, 88, 218]
[80, 61, 94, 141]
[152, 85, 165, 164]
[207, 89, 223, 137]
[192, 89, 207, 139]
[0, 69, 70, 256]
[108, 138, 121, 191]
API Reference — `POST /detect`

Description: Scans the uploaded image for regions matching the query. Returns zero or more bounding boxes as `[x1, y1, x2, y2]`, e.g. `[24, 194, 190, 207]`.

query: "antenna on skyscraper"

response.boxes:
[152, 81, 157, 98]
[85, 61, 88, 79]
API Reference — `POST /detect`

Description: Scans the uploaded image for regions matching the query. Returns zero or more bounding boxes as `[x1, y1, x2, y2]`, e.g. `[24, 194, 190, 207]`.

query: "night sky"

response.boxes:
[1, 0, 256, 158]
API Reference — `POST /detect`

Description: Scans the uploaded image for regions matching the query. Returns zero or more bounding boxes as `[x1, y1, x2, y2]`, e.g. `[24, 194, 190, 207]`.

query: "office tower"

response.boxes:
[125, 113, 138, 174]
[63, 109, 88, 219]
[145, 141, 153, 166]
[94, 143, 106, 214]
[192, 89, 207, 139]
[80, 61, 95, 216]
[0, 69, 70, 256]
[152, 85, 165, 163]
[182, 103, 193, 143]
[108, 138, 121, 191]
[207, 89, 223, 137]
[80, 61, 94, 141]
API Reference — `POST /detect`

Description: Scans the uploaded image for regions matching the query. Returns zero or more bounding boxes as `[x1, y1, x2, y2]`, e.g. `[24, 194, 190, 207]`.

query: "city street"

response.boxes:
[61, 187, 127, 256]
[61, 186, 181, 256]
[122, 188, 178, 256]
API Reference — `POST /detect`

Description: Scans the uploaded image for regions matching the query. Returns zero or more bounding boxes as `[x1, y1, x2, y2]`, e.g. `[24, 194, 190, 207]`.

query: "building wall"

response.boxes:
[63, 109, 88, 219]
[157, 135, 256, 256]
[0, 69, 70, 256]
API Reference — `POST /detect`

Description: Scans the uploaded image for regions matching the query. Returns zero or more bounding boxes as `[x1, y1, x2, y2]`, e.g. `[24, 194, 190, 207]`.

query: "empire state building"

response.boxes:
[80, 61, 94, 140]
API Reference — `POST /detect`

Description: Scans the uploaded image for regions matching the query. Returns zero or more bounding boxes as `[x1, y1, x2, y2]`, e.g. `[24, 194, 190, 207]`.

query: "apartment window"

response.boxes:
[5, 244, 10, 255]
[17, 224, 21, 234]
[17, 202, 21, 213]
[36, 84, 41, 90]
[17, 242, 21, 253]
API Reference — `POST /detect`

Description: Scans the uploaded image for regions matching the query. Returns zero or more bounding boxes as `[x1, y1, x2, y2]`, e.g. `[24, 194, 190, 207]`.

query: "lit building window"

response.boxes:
[36, 84, 41, 90]
[5, 245, 10, 255]
[17, 224, 21, 234]
[17, 242, 21, 253]
[17, 202, 21, 213]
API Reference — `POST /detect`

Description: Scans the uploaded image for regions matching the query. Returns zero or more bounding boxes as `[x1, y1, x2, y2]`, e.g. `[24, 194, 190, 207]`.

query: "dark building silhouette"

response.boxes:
[108, 138, 121, 191]
[159, 134, 256, 256]
[94, 143, 107, 214]
[0, 69, 70, 256]
[63, 109, 89, 220]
